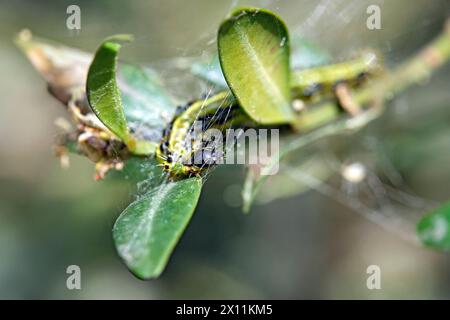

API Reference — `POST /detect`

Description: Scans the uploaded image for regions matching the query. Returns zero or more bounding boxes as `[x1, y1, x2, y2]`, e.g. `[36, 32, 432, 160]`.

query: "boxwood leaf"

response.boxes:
[87, 35, 133, 142]
[218, 8, 294, 124]
[191, 34, 331, 89]
[113, 177, 203, 279]
[87, 35, 155, 154]
[417, 201, 450, 250]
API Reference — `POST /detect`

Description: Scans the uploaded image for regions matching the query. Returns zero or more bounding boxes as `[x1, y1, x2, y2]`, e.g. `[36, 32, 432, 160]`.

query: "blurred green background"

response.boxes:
[0, 0, 450, 299]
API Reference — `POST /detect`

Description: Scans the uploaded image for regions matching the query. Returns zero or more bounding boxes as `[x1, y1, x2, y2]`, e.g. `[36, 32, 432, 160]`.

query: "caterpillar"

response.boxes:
[156, 92, 245, 176]
[158, 50, 383, 177]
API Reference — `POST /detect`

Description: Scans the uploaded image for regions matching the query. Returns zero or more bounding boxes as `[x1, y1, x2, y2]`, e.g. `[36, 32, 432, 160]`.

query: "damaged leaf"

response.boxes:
[14, 29, 91, 110]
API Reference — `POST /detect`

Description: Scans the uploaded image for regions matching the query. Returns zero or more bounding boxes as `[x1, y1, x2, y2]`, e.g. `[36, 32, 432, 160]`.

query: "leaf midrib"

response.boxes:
[118, 182, 175, 266]
[235, 24, 288, 114]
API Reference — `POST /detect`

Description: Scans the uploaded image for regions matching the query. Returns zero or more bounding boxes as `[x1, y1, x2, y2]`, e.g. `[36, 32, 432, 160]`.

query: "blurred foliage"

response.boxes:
[418, 202, 450, 250]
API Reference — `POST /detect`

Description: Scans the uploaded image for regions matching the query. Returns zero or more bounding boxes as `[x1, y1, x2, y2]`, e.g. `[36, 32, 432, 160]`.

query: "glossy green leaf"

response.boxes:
[191, 35, 331, 89]
[87, 35, 133, 143]
[87, 35, 156, 155]
[218, 8, 294, 124]
[113, 177, 203, 279]
[417, 202, 450, 250]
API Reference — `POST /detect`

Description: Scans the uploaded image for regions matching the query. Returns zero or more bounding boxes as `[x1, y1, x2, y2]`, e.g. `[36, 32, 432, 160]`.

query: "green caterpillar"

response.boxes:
[156, 92, 244, 176]
[157, 51, 382, 177]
